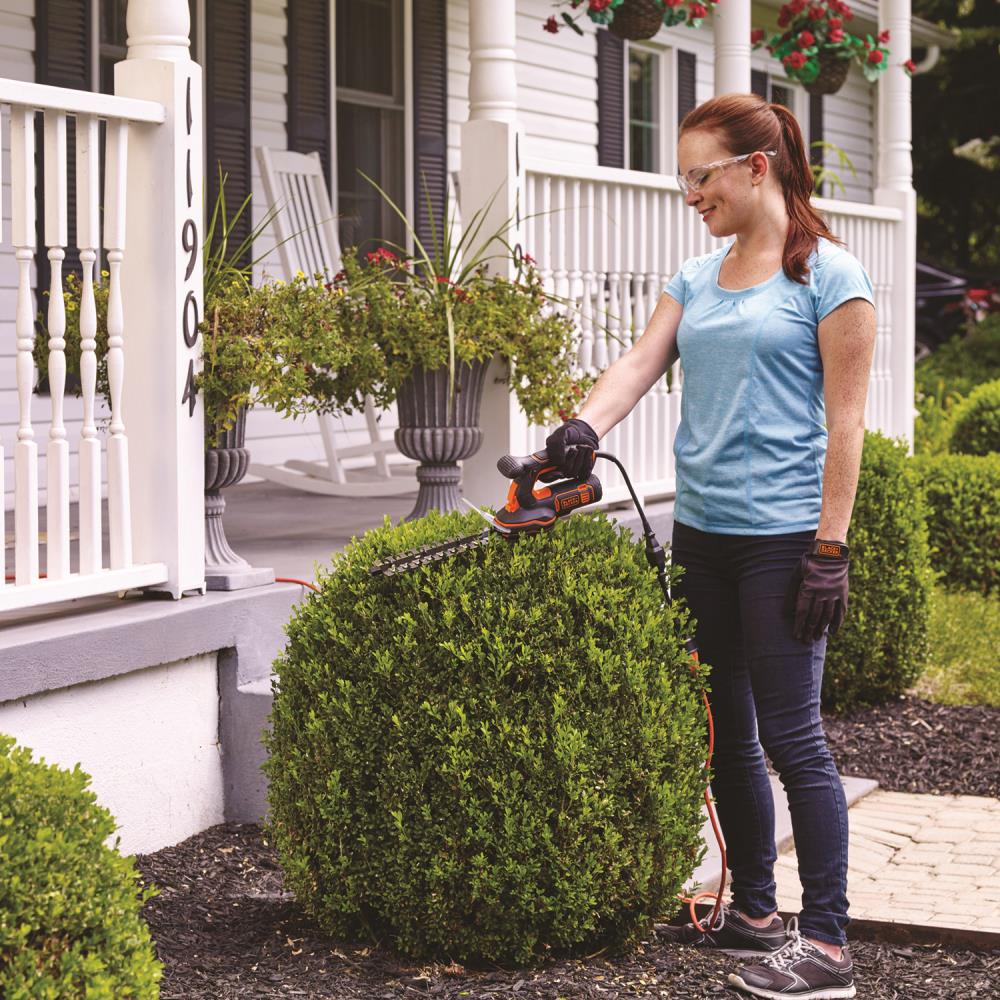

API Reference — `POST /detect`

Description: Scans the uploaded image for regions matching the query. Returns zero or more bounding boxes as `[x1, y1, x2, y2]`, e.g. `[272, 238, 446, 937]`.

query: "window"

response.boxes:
[625, 44, 680, 175]
[335, 0, 407, 255]
[629, 48, 659, 172]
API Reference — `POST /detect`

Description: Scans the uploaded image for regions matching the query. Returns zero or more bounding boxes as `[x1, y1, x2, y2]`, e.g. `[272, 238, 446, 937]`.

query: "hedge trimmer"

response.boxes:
[368, 448, 728, 936]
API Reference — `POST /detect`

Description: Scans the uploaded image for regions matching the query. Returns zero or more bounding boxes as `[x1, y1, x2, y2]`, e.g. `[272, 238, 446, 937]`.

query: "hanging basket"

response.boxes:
[609, 0, 665, 41]
[804, 49, 851, 96]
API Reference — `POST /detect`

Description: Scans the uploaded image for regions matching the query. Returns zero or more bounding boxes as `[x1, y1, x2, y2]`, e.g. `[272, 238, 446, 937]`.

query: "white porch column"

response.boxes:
[115, 0, 206, 596]
[458, 0, 529, 508]
[713, 0, 752, 94]
[874, 0, 915, 447]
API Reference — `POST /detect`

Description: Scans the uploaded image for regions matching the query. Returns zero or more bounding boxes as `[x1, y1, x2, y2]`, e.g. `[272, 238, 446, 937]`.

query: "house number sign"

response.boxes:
[180, 75, 200, 417]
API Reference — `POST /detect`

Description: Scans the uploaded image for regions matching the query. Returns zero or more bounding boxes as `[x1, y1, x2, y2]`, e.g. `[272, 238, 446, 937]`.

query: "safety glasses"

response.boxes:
[676, 150, 777, 196]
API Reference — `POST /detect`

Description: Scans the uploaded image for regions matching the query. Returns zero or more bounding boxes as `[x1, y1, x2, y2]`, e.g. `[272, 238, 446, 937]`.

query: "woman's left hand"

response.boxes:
[786, 540, 850, 642]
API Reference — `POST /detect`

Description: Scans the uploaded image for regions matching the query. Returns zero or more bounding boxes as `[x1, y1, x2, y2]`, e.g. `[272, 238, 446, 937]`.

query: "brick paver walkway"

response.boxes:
[774, 789, 1000, 933]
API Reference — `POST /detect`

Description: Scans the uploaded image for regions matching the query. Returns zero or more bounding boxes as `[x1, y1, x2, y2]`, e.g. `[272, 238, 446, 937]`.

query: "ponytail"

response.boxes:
[680, 93, 843, 284]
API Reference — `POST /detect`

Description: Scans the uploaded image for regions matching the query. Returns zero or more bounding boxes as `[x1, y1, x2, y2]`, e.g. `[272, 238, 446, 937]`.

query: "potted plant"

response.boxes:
[543, 0, 716, 39]
[320, 177, 595, 521]
[751, 0, 892, 95]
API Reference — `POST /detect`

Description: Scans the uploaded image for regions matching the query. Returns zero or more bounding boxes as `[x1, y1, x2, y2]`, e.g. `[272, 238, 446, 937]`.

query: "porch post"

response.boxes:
[115, 0, 206, 596]
[458, 0, 529, 508]
[874, 0, 915, 447]
[713, 0, 752, 94]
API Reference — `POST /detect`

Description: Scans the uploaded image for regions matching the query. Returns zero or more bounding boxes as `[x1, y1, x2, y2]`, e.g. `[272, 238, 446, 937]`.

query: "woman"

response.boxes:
[545, 93, 875, 1000]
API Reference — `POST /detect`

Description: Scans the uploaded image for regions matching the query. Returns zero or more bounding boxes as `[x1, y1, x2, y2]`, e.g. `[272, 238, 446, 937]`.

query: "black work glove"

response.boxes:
[785, 539, 850, 642]
[545, 417, 599, 480]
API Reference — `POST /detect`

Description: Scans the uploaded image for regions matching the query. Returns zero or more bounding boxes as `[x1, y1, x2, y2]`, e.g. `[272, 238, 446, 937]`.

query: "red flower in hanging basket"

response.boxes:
[543, 16, 559, 33]
[690, 3, 708, 19]
[867, 49, 884, 64]
[903, 58, 917, 76]
[539, 0, 717, 38]
[752, 0, 894, 91]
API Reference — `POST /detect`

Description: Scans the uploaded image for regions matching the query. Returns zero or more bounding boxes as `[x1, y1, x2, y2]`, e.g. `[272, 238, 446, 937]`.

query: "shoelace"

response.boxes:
[759, 916, 810, 972]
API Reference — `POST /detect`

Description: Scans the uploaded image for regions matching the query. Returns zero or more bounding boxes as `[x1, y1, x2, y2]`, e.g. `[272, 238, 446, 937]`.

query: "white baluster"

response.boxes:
[104, 119, 133, 570]
[44, 111, 70, 580]
[11, 106, 39, 586]
[77, 114, 102, 575]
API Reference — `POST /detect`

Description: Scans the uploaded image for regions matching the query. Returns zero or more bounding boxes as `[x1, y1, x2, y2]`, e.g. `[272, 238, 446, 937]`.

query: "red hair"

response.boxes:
[679, 92, 842, 285]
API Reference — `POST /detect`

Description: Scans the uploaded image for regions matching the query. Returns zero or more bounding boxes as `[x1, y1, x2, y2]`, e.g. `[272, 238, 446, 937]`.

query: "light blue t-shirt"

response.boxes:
[664, 237, 875, 535]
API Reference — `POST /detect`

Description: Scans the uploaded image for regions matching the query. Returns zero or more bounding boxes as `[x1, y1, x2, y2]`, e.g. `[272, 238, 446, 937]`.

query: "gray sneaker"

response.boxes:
[727, 916, 856, 999]
[653, 905, 787, 958]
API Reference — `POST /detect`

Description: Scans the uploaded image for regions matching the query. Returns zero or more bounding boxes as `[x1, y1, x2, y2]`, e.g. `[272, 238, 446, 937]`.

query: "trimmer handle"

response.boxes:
[494, 450, 602, 533]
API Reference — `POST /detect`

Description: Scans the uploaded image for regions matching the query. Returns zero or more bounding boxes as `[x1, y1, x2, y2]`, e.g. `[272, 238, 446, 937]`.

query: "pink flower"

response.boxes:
[798, 30, 815, 47]
[877, 29, 890, 43]
[867, 49, 884, 64]
[543, 15, 559, 33]
[588, 0, 614, 10]
[751, 27, 766, 44]
[903, 57, 916, 75]
[690, 3, 708, 19]
[828, 27, 844, 42]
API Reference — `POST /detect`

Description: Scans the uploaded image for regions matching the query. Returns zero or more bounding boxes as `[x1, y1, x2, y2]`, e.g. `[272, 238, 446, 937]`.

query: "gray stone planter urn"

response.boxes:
[204, 407, 275, 590]
[394, 358, 491, 521]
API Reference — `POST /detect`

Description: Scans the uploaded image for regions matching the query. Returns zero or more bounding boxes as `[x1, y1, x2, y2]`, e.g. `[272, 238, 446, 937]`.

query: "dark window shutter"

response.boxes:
[288, 0, 331, 189]
[809, 93, 824, 166]
[205, 0, 252, 267]
[35, 0, 92, 297]
[751, 69, 768, 99]
[677, 50, 697, 127]
[412, 0, 447, 254]
[597, 29, 624, 169]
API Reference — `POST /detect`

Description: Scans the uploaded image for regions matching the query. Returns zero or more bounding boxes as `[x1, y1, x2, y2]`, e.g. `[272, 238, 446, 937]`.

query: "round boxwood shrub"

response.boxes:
[948, 378, 1000, 456]
[823, 431, 933, 713]
[264, 508, 709, 965]
[0, 734, 162, 997]
[915, 451, 1000, 595]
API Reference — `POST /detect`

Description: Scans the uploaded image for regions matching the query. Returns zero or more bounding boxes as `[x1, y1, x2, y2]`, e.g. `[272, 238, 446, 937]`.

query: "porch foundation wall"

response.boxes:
[0, 583, 301, 856]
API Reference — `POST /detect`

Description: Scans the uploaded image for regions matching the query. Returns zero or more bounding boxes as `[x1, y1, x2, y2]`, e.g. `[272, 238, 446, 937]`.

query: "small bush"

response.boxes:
[823, 432, 933, 713]
[0, 734, 162, 998]
[264, 509, 709, 965]
[914, 317, 1000, 456]
[915, 315, 1000, 402]
[948, 378, 1000, 456]
[914, 452, 1000, 595]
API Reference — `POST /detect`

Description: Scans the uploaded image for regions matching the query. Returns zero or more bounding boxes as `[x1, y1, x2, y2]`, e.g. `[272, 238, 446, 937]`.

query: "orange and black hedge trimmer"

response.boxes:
[368, 449, 728, 934]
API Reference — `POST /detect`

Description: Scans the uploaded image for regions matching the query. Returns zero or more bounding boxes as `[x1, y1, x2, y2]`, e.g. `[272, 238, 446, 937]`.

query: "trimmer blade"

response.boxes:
[461, 497, 512, 534]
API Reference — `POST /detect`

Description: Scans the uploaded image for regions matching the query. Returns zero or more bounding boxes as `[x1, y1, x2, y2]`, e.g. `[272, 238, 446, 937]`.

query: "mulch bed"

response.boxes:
[135, 823, 1000, 999]
[823, 694, 999, 798]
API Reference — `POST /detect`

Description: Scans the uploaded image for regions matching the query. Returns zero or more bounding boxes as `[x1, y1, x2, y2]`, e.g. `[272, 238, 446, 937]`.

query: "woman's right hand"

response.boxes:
[545, 417, 600, 480]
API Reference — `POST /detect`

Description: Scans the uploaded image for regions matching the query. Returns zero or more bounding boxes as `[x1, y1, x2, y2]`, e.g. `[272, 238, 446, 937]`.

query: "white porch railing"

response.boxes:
[1, 1, 205, 613]
[519, 158, 903, 506]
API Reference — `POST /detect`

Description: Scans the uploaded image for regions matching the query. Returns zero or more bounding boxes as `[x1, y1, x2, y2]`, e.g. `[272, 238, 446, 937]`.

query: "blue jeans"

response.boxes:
[671, 520, 850, 946]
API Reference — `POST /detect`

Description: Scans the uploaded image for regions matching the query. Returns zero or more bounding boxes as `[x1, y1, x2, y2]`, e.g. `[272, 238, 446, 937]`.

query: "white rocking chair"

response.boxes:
[247, 146, 419, 497]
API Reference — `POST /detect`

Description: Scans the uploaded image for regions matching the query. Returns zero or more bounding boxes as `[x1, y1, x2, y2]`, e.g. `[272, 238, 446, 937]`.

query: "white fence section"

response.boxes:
[0, 81, 169, 612]
[520, 158, 903, 506]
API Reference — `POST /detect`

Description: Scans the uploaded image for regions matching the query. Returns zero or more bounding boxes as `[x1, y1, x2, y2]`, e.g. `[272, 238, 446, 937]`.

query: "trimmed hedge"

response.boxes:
[264, 508, 709, 965]
[823, 432, 934, 712]
[948, 378, 1000, 456]
[0, 734, 162, 998]
[915, 452, 1000, 595]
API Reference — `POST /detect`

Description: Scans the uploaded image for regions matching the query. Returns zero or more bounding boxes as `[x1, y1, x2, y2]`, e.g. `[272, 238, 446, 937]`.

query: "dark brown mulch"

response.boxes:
[823, 694, 1000, 798]
[135, 823, 1000, 1000]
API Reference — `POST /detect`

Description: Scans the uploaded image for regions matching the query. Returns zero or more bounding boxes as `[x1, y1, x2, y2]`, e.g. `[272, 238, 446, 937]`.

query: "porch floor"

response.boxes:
[2, 481, 675, 627]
